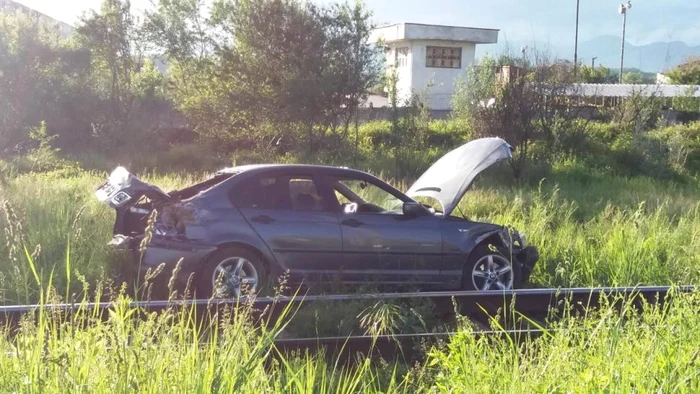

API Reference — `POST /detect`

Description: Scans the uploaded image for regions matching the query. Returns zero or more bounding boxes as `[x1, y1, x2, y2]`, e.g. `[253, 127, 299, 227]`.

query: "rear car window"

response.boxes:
[231, 177, 281, 209]
[231, 175, 330, 212]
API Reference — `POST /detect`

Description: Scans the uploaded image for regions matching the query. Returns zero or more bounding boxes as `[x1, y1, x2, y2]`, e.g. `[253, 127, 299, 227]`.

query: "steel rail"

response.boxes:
[0, 285, 695, 327]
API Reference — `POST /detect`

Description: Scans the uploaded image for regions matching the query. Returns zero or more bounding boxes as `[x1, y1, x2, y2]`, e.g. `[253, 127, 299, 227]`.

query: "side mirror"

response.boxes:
[403, 201, 429, 217]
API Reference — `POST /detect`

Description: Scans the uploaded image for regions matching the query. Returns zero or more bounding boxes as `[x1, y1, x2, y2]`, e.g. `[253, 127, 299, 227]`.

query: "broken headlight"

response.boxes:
[110, 191, 132, 206]
[499, 227, 526, 248]
[519, 232, 527, 247]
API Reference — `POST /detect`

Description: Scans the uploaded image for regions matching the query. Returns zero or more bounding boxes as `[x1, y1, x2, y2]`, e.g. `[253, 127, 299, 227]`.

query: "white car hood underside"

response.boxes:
[406, 137, 513, 215]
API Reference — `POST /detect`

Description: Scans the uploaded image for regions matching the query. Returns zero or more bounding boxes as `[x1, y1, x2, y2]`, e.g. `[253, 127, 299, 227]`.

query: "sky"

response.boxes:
[13, 0, 700, 47]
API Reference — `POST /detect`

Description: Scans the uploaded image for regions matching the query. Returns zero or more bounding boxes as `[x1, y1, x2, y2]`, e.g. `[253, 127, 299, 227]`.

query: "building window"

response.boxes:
[394, 47, 409, 67]
[426, 46, 461, 69]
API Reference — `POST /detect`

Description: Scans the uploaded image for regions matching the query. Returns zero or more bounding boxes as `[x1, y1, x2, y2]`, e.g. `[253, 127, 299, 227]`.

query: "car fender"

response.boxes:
[155, 193, 282, 275]
[440, 221, 504, 279]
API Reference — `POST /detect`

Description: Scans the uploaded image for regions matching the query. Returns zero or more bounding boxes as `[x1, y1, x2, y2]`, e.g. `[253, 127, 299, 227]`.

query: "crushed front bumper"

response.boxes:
[515, 246, 539, 284]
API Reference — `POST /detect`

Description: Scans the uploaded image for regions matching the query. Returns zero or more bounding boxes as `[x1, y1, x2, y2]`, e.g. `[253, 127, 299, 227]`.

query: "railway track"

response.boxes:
[0, 285, 695, 360]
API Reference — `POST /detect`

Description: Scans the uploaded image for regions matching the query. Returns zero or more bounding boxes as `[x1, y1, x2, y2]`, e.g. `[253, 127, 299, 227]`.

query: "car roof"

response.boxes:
[207, 163, 414, 202]
[216, 164, 373, 178]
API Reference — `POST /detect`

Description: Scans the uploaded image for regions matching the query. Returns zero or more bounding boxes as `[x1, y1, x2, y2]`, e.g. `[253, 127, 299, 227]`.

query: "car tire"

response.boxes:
[462, 244, 521, 291]
[197, 246, 269, 299]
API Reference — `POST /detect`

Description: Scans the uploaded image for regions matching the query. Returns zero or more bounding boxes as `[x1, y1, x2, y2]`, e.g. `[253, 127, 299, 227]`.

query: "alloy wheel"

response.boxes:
[211, 257, 259, 298]
[471, 254, 514, 291]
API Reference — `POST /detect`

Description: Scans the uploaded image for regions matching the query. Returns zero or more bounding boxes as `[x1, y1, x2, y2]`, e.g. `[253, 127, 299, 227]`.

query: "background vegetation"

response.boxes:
[0, 0, 699, 304]
[1, 0, 700, 391]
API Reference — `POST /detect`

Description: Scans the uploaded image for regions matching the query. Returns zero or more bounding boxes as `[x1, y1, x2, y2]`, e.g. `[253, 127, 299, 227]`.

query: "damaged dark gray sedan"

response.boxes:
[96, 137, 538, 298]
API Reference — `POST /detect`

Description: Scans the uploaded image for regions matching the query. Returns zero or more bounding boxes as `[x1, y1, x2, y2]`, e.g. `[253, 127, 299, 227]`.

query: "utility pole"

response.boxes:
[619, 1, 632, 83]
[591, 57, 597, 68]
[574, 0, 580, 75]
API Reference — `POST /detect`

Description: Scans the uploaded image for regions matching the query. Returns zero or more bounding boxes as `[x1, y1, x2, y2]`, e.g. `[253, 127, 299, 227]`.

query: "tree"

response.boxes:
[73, 0, 174, 155]
[0, 12, 93, 153]
[577, 64, 613, 84]
[143, 0, 381, 157]
[622, 71, 646, 84]
[76, 0, 140, 120]
[320, 2, 382, 140]
[452, 53, 581, 178]
[666, 57, 700, 85]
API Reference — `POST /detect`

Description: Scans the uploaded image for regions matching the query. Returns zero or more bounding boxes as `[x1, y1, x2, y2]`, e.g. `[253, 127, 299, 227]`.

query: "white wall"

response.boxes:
[384, 39, 479, 110]
[385, 42, 414, 104]
[410, 40, 476, 110]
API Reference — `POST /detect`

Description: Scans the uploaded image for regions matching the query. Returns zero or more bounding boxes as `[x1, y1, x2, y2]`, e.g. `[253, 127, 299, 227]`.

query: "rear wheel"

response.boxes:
[198, 246, 269, 298]
[462, 244, 521, 291]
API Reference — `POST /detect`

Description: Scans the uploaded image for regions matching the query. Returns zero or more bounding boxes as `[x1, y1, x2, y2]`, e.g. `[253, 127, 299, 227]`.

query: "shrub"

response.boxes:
[131, 143, 231, 173]
[652, 121, 700, 174]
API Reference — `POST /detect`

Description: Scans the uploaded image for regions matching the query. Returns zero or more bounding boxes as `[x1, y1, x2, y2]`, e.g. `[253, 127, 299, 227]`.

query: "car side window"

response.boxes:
[287, 177, 325, 212]
[230, 176, 283, 209]
[331, 177, 405, 213]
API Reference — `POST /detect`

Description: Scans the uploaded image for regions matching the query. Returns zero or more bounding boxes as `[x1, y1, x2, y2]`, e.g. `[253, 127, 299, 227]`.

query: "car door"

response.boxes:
[327, 175, 443, 286]
[231, 172, 343, 283]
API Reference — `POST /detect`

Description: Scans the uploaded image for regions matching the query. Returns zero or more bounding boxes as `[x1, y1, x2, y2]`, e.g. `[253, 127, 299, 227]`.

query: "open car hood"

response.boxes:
[406, 137, 513, 216]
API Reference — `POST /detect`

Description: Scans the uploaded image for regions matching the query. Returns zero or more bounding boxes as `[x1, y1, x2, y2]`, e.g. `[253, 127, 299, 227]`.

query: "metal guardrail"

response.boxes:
[0, 286, 688, 362]
[1, 285, 693, 324]
[0, 286, 694, 358]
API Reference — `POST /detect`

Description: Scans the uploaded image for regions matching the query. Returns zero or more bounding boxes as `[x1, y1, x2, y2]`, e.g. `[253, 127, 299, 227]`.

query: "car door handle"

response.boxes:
[341, 218, 363, 227]
[251, 215, 275, 224]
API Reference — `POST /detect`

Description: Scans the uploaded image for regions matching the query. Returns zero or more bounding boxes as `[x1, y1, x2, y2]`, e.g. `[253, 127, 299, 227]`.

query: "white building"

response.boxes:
[369, 23, 499, 110]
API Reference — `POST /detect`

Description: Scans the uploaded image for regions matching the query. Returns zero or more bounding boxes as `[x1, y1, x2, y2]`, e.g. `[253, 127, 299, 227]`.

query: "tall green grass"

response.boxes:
[1, 161, 699, 303]
[1, 164, 700, 392]
[1, 266, 698, 392]
[427, 290, 700, 393]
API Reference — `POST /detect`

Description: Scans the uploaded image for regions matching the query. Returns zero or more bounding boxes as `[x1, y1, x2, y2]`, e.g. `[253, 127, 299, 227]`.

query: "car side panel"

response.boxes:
[440, 218, 503, 286]
[340, 213, 443, 285]
[150, 190, 281, 275]
[237, 207, 343, 283]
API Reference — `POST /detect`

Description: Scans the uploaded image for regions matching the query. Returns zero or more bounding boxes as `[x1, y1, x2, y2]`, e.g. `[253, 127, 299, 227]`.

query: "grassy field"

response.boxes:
[0, 159, 699, 392]
[0, 159, 698, 304]
[0, 285, 699, 392]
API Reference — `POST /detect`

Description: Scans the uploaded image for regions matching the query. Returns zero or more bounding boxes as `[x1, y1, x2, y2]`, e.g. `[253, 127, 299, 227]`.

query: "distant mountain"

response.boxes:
[0, 0, 74, 38]
[477, 35, 700, 73]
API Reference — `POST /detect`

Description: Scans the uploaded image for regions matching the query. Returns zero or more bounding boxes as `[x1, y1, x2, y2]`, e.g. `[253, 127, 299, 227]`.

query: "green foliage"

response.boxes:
[1, 254, 700, 391]
[353, 118, 469, 179]
[576, 64, 613, 83]
[143, 0, 381, 156]
[0, 2, 175, 160]
[666, 56, 700, 85]
[452, 54, 577, 179]
[671, 86, 700, 113]
[652, 121, 700, 173]
[0, 12, 90, 152]
[622, 71, 646, 84]
[612, 90, 664, 133]
[429, 293, 700, 392]
[21, 121, 74, 172]
[451, 56, 497, 124]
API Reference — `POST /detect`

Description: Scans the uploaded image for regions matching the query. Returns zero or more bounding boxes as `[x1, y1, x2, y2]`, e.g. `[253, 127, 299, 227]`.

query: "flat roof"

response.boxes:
[568, 84, 700, 98]
[370, 22, 499, 44]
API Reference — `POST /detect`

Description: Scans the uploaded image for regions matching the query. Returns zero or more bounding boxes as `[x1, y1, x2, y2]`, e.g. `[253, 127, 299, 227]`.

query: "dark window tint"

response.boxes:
[288, 177, 324, 211]
[231, 175, 328, 211]
[231, 176, 283, 209]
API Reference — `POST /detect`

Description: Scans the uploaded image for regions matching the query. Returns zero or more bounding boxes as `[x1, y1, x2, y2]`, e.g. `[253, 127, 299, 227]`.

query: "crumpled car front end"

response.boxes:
[497, 227, 539, 284]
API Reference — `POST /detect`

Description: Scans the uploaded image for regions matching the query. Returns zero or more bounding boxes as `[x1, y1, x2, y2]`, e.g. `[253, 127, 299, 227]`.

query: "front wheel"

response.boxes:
[462, 245, 521, 291]
[197, 247, 269, 298]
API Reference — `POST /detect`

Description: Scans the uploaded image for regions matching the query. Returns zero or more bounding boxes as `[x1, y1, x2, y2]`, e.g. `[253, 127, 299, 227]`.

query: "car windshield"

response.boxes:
[332, 178, 404, 212]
